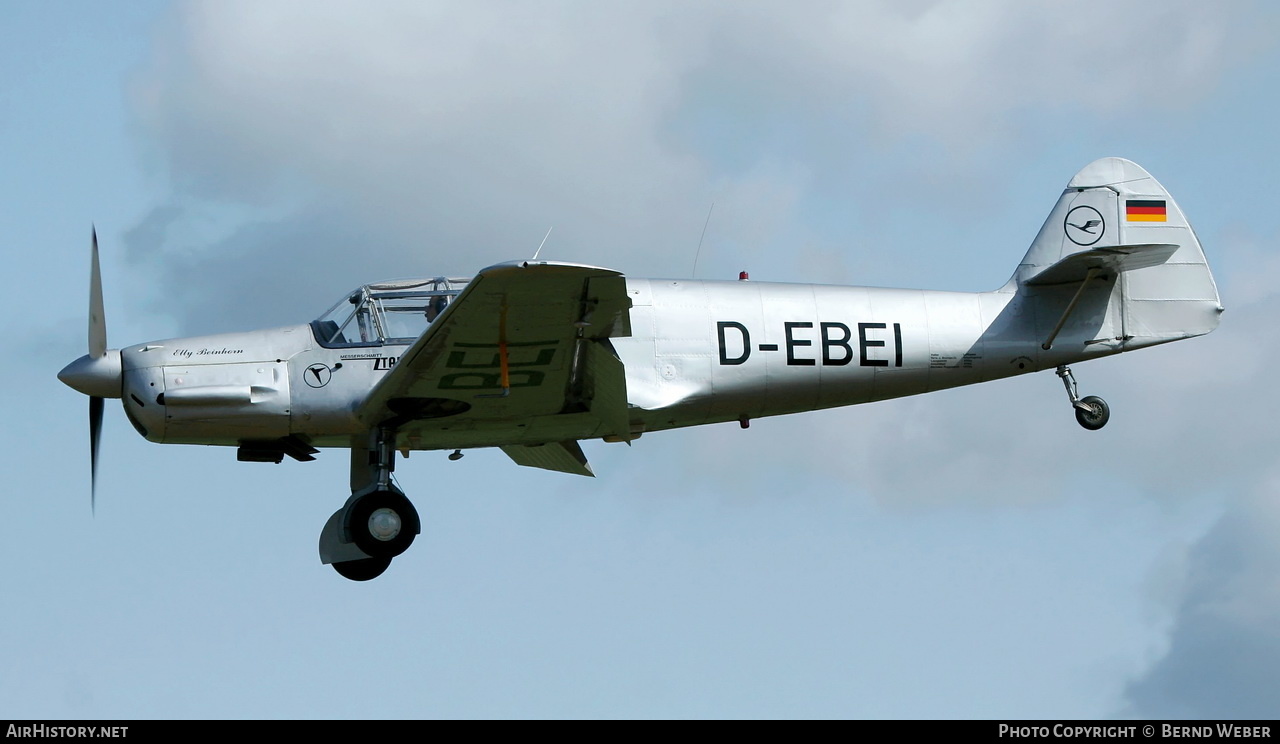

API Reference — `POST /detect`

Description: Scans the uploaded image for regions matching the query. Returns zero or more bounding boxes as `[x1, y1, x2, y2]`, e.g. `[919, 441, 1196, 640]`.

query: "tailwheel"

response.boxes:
[1074, 395, 1110, 431]
[1056, 365, 1110, 431]
[332, 556, 392, 581]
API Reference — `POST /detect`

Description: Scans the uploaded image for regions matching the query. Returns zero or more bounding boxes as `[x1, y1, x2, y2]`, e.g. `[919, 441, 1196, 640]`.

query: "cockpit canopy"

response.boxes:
[312, 277, 471, 347]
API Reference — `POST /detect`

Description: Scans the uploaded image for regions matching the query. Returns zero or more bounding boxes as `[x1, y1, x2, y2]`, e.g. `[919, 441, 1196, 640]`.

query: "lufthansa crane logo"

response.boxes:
[304, 363, 332, 388]
[1064, 205, 1105, 246]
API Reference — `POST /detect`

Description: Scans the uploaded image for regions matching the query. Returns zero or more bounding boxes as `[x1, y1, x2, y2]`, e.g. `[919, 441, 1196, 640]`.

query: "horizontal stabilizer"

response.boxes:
[1024, 243, 1179, 286]
[501, 440, 595, 477]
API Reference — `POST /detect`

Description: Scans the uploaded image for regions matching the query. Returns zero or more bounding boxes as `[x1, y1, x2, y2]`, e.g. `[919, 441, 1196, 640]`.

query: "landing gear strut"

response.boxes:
[319, 426, 422, 581]
[1056, 365, 1110, 431]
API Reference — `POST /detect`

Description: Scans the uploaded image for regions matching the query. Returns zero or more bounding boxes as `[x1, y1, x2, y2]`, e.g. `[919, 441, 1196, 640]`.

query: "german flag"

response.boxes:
[1126, 199, 1167, 222]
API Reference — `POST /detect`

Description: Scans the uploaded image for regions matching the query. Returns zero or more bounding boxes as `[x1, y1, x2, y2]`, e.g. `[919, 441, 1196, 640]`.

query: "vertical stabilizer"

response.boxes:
[1013, 158, 1222, 346]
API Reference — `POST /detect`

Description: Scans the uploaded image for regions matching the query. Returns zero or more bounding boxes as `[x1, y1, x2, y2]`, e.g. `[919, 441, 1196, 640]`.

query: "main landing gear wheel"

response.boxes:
[346, 489, 419, 559]
[321, 427, 422, 581]
[1056, 365, 1110, 431]
[1074, 395, 1110, 431]
[332, 556, 392, 581]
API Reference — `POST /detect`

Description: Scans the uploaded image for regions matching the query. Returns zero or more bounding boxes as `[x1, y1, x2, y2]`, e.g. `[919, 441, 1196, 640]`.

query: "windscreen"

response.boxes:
[312, 278, 468, 348]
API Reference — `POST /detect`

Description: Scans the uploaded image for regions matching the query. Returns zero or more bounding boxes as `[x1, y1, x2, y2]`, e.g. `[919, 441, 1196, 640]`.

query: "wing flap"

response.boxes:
[583, 339, 631, 441]
[500, 440, 595, 477]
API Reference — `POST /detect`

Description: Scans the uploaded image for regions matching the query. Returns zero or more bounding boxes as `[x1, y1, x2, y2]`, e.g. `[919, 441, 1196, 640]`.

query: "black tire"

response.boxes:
[345, 489, 419, 559]
[1075, 395, 1110, 431]
[332, 556, 392, 581]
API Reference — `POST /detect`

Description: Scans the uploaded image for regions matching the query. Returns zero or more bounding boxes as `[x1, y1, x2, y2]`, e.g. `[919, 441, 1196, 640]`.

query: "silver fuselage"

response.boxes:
[117, 272, 1164, 450]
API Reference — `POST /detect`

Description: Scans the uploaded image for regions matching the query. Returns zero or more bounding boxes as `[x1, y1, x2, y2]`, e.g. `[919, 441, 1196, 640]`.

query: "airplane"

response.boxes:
[59, 157, 1223, 581]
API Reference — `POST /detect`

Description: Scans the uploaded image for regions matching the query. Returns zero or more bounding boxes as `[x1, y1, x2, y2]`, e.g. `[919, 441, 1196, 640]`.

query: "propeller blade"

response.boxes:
[90, 395, 103, 514]
[89, 226, 106, 359]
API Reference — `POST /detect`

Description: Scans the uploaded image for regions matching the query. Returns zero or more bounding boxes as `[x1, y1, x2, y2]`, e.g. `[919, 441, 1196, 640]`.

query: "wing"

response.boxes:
[357, 260, 633, 472]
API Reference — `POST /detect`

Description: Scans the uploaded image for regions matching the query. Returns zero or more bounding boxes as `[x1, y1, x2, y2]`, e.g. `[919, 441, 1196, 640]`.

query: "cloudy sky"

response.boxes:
[4, 0, 1278, 719]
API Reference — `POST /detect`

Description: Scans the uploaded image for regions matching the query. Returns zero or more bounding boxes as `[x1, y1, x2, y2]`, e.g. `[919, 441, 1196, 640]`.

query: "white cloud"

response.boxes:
[127, 0, 1260, 287]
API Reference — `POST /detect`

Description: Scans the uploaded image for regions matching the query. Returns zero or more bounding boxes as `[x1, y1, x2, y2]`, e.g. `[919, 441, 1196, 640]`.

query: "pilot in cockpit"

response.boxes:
[425, 295, 448, 323]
